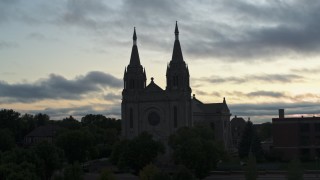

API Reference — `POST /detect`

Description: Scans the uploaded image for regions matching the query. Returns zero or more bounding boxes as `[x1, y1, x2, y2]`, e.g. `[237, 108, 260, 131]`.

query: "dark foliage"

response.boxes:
[111, 132, 164, 173]
[238, 121, 263, 160]
[56, 129, 94, 163]
[169, 126, 226, 179]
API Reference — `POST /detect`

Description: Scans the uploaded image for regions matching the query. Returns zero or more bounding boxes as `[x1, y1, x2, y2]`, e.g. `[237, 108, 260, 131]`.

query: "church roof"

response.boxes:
[202, 103, 228, 113]
[192, 97, 230, 114]
[145, 78, 164, 92]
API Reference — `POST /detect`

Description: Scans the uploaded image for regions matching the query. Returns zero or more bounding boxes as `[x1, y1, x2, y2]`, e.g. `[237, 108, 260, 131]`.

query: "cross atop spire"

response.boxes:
[175, 21, 179, 40]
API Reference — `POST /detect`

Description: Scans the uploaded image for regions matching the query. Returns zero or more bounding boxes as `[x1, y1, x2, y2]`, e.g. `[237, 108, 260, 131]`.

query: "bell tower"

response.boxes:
[122, 28, 146, 138]
[166, 22, 191, 94]
[123, 27, 146, 92]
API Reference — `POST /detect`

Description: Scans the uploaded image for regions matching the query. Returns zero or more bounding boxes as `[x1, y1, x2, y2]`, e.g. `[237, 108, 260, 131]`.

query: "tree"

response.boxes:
[256, 122, 272, 141]
[0, 148, 42, 179]
[245, 153, 258, 180]
[169, 126, 226, 179]
[111, 132, 164, 173]
[34, 113, 49, 127]
[0, 129, 15, 152]
[63, 163, 83, 180]
[32, 141, 64, 179]
[81, 114, 121, 134]
[139, 164, 160, 180]
[56, 129, 94, 163]
[99, 168, 116, 180]
[172, 165, 195, 180]
[58, 116, 81, 130]
[238, 121, 263, 160]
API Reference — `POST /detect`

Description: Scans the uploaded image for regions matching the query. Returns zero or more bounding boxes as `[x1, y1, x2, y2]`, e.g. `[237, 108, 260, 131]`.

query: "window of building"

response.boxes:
[300, 123, 310, 132]
[174, 106, 177, 128]
[130, 108, 133, 128]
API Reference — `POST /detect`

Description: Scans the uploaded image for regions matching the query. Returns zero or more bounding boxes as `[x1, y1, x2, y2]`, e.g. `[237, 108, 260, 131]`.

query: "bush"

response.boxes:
[99, 168, 116, 180]
[63, 163, 83, 180]
[139, 164, 159, 180]
[172, 165, 195, 180]
[287, 159, 303, 180]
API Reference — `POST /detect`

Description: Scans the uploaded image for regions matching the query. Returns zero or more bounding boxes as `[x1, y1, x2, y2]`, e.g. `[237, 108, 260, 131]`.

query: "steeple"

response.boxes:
[123, 27, 146, 91]
[166, 22, 191, 93]
[175, 21, 179, 40]
[171, 21, 184, 62]
[129, 27, 141, 67]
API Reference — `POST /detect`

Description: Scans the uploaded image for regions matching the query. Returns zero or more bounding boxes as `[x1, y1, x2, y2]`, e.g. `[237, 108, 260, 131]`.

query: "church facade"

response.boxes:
[121, 22, 232, 148]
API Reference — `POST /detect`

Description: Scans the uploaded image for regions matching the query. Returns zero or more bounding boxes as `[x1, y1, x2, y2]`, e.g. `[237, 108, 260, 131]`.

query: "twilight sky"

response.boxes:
[1, 0, 320, 123]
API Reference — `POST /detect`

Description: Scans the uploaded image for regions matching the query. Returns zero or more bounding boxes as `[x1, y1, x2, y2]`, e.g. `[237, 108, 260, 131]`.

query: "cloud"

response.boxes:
[0, 71, 122, 102]
[104, 92, 121, 102]
[2, 0, 320, 61]
[25, 104, 121, 120]
[230, 102, 320, 118]
[246, 91, 285, 98]
[0, 41, 18, 50]
[291, 67, 320, 74]
[196, 73, 304, 84]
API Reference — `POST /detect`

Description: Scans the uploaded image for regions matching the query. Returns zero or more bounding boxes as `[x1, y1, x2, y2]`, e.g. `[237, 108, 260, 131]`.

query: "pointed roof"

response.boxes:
[171, 21, 184, 62]
[129, 27, 141, 67]
[145, 78, 164, 92]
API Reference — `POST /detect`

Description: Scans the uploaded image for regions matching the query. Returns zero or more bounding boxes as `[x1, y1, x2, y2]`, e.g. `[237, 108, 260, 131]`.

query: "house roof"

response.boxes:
[25, 125, 60, 137]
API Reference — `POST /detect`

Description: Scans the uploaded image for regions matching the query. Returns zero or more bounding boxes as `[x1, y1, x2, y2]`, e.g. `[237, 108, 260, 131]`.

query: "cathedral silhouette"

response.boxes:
[121, 22, 232, 148]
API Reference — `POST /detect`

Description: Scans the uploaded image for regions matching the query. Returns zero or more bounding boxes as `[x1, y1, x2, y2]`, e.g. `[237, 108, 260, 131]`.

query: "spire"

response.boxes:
[223, 97, 226, 104]
[175, 21, 179, 40]
[171, 21, 184, 62]
[133, 27, 137, 45]
[129, 27, 141, 66]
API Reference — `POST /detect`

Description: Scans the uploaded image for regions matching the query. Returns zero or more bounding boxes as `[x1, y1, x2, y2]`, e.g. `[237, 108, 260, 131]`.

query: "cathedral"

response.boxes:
[121, 22, 232, 148]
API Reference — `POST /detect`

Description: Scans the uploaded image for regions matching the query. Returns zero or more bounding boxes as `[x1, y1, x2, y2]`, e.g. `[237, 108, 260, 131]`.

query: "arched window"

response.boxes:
[174, 106, 177, 128]
[130, 108, 133, 128]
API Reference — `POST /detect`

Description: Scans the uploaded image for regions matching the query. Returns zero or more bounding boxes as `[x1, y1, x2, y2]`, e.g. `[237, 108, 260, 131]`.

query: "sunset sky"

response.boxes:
[1, 0, 320, 123]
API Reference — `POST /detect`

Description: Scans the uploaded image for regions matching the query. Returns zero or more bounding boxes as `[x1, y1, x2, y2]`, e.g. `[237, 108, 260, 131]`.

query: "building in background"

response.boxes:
[24, 125, 60, 146]
[230, 116, 246, 151]
[273, 109, 320, 160]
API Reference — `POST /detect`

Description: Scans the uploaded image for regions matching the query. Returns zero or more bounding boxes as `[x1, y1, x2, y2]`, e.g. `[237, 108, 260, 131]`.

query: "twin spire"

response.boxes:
[129, 22, 183, 67]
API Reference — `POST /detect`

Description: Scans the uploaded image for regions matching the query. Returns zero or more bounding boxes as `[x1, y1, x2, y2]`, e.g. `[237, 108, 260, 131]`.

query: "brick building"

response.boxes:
[272, 109, 320, 160]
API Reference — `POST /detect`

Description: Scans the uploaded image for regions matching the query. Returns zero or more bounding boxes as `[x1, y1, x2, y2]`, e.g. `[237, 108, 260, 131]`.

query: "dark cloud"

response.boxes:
[184, 1, 320, 61]
[0, 71, 121, 102]
[26, 104, 121, 120]
[0, 41, 18, 50]
[197, 73, 303, 84]
[60, 0, 112, 29]
[246, 91, 285, 98]
[230, 102, 320, 118]
[291, 67, 320, 74]
[104, 92, 121, 102]
[3, 0, 320, 61]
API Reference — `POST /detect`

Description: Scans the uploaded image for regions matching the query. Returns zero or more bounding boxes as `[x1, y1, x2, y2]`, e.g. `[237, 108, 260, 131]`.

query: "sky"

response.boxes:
[1, 0, 320, 123]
